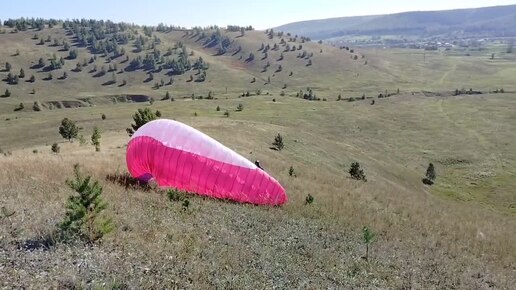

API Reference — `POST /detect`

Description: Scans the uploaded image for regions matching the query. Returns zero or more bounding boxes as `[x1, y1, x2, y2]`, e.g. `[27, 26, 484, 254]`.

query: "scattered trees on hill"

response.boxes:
[126, 108, 157, 137]
[33, 101, 41, 111]
[59, 118, 79, 142]
[14, 103, 24, 111]
[38, 57, 45, 67]
[6, 73, 19, 84]
[68, 49, 78, 59]
[226, 25, 254, 32]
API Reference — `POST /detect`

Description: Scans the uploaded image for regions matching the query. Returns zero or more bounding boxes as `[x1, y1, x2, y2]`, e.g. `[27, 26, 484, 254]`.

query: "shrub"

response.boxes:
[14, 103, 24, 111]
[236, 103, 244, 111]
[32, 101, 41, 111]
[51, 143, 60, 154]
[167, 189, 186, 202]
[289, 166, 296, 177]
[78, 134, 86, 146]
[272, 133, 284, 151]
[422, 163, 436, 185]
[182, 199, 190, 211]
[216, 105, 220, 111]
[224, 111, 230, 117]
[59, 164, 114, 243]
[101, 114, 106, 120]
[305, 194, 314, 205]
[349, 162, 367, 181]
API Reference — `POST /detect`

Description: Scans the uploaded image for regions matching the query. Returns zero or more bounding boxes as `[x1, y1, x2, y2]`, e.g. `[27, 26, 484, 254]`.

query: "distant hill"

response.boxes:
[275, 5, 516, 40]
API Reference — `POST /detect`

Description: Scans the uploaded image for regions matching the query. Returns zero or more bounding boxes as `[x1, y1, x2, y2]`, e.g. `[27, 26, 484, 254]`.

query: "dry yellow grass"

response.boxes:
[1, 92, 515, 288]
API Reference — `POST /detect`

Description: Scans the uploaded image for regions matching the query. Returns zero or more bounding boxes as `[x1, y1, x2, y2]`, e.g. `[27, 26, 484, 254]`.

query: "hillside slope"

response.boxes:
[275, 5, 516, 39]
[0, 22, 378, 112]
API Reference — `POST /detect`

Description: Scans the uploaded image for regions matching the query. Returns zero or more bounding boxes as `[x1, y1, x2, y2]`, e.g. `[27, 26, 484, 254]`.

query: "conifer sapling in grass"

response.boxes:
[51, 143, 60, 154]
[91, 126, 101, 152]
[305, 194, 314, 205]
[289, 166, 296, 177]
[349, 162, 367, 182]
[423, 162, 436, 185]
[272, 133, 284, 151]
[362, 226, 375, 261]
[59, 164, 113, 243]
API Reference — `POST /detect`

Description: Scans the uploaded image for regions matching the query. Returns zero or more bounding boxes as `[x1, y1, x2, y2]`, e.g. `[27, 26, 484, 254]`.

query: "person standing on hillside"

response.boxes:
[255, 160, 264, 170]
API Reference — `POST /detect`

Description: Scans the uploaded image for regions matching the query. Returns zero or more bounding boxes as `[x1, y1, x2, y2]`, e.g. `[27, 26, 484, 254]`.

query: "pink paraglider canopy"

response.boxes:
[126, 119, 287, 205]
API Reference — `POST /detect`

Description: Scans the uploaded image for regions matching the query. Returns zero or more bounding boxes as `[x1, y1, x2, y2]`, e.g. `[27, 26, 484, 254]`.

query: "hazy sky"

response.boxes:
[1, 0, 515, 29]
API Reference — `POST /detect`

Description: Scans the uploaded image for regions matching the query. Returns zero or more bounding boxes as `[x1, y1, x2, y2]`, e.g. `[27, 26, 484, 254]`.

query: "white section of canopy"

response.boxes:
[131, 119, 257, 169]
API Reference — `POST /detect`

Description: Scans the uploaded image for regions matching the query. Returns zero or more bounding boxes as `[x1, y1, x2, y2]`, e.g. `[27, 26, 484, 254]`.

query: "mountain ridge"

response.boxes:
[275, 4, 516, 40]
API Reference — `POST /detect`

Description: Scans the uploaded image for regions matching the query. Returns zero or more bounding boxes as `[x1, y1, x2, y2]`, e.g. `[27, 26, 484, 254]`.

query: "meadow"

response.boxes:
[0, 22, 515, 288]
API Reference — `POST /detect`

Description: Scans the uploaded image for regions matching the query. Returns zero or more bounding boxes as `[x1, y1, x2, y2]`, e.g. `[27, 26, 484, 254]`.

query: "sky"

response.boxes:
[1, 0, 515, 29]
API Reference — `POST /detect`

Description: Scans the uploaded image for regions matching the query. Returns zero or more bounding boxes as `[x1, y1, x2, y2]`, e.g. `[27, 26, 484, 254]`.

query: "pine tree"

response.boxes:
[423, 163, 436, 185]
[362, 226, 375, 261]
[272, 133, 284, 151]
[59, 164, 114, 243]
[289, 166, 296, 177]
[19, 68, 25, 78]
[126, 108, 157, 136]
[59, 118, 79, 142]
[51, 143, 60, 154]
[91, 127, 101, 152]
[349, 162, 367, 181]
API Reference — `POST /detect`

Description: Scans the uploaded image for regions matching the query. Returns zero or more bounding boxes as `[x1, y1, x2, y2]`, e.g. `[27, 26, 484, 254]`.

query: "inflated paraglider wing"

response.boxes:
[126, 119, 287, 205]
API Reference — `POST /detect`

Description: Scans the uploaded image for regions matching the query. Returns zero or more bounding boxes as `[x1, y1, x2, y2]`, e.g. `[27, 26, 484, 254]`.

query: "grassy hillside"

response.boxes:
[276, 5, 516, 40]
[0, 20, 515, 288]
